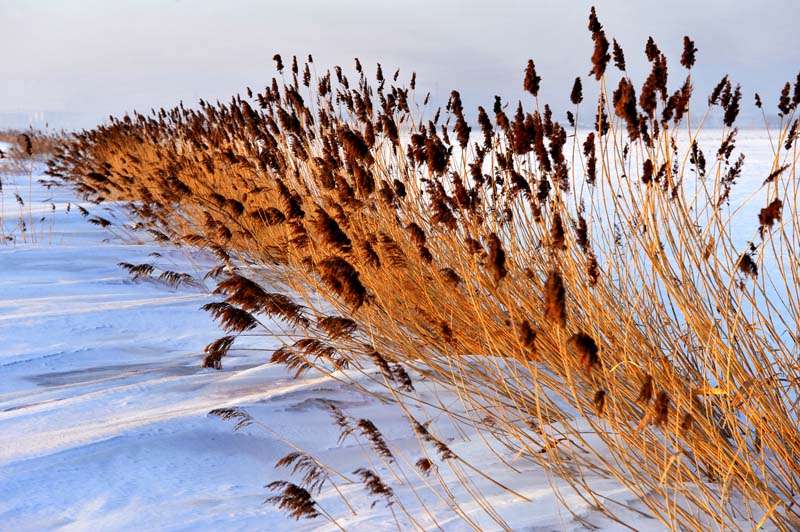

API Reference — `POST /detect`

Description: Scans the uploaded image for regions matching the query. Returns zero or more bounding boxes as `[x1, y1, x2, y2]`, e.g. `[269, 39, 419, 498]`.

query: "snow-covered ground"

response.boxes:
[0, 133, 786, 531]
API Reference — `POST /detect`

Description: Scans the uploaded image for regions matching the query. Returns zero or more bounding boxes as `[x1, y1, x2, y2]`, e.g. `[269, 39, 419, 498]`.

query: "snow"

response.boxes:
[0, 136, 784, 531]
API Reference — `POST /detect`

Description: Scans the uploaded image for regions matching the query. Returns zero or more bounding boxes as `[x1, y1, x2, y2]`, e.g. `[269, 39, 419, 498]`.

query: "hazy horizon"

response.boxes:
[2, 0, 798, 130]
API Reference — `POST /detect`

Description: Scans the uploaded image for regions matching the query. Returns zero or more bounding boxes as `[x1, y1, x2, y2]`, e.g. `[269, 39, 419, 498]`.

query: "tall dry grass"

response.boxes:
[47, 8, 800, 530]
[0, 129, 63, 158]
[0, 129, 68, 243]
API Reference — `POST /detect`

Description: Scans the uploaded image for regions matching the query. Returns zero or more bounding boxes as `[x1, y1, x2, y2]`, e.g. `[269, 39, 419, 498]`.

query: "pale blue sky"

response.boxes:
[1, 0, 798, 128]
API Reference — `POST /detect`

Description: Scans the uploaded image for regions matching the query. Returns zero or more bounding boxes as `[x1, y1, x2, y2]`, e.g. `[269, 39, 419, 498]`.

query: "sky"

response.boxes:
[1, 0, 798, 129]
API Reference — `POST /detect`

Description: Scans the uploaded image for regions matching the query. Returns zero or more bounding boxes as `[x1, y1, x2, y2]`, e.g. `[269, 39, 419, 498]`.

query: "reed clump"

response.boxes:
[0, 130, 64, 160]
[1, 129, 72, 244]
[48, 7, 800, 530]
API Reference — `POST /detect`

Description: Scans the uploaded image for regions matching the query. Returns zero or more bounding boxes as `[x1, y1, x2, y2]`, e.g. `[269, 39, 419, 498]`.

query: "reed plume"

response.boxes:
[544, 270, 566, 327]
[265, 481, 320, 520]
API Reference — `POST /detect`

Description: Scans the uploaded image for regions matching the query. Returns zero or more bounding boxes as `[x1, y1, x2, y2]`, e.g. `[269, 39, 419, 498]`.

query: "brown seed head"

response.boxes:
[550, 210, 566, 250]
[353, 468, 394, 509]
[680, 36, 697, 69]
[265, 481, 320, 520]
[593, 390, 606, 416]
[415, 458, 433, 476]
[314, 207, 352, 253]
[317, 316, 358, 340]
[763, 164, 790, 186]
[517, 319, 537, 354]
[477, 106, 494, 149]
[641, 159, 654, 185]
[486, 233, 508, 284]
[544, 270, 566, 327]
[737, 250, 758, 279]
[570, 332, 601, 375]
[758, 198, 783, 238]
[644, 36, 660, 62]
[778, 81, 793, 115]
[612, 77, 640, 141]
[273, 54, 284, 73]
[709, 76, 728, 106]
[637, 374, 654, 404]
[785, 118, 798, 150]
[652, 390, 670, 426]
[318, 256, 367, 310]
[588, 10, 611, 80]
[570, 77, 584, 105]
[524, 59, 542, 97]
[588, 6, 602, 33]
[794, 72, 800, 107]
[612, 39, 626, 71]
[680, 412, 693, 435]
[21, 133, 33, 157]
[356, 419, 394, 463]
[724, 84, 742, 127]
[575, 214, 590, 253]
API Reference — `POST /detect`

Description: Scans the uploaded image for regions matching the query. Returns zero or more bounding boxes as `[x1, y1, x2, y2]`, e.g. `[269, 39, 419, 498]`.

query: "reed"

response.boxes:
[47, 7, 800, 530]
[0, 129, 70, 244]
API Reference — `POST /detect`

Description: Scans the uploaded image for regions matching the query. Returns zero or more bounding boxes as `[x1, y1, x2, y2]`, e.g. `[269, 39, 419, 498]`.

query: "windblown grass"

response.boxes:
[0, 129, 64, 160]
[48, 8, 800, 530]
[0, 129, 70, 243]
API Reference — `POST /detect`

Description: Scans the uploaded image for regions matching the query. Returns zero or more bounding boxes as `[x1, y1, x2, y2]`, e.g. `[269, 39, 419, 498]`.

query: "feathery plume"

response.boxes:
[652, 390, 670, 426]
[353, 469, 394, 509]
[273, 54, 284, 73]
[550, 210, 566, 250]
[517, 319, 537, 356]
[612, 39, 626, 71]
[570, 77, 584, 105]
[318, 256, 367, 310]
[637, 374, 654, 404]
[357, 419, 395, 463]
[680, 36, 697, 69]
[570, 332, 601, 375]
[209, 407, 255, 432]
[778, 82, 793, 115]
[544, 270, 567, 327]
[202, 335, 236, 369]
[317, 316, 358, 340]
[588, 7, 611, 80]
[593, 390, 606, 416]
[265, 481, 320, 520]
[524, 59, 542, 97]
[763, 164, 790, 186]
[274, 452, 329, 494]
[415, 458, 433, 477]
[486, 233, 508, 284]
[758, 198, 783, 238]
[201, 302, 259, 333]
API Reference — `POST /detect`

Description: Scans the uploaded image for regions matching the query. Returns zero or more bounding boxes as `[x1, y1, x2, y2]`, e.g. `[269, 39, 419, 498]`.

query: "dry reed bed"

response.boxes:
[47, 8, 800, 530]
[1, 130, 69, 243]
[0, 130, 65, 159]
